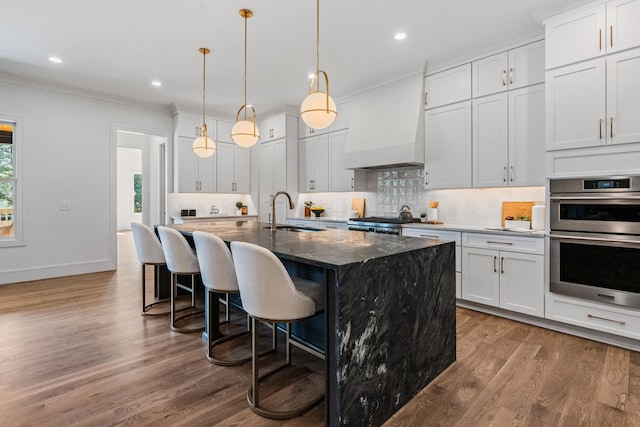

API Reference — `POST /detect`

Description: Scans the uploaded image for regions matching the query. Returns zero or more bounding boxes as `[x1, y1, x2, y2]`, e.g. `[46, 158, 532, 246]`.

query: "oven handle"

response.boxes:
[549, 195, 640, 200]
[550, 233, 640, 245]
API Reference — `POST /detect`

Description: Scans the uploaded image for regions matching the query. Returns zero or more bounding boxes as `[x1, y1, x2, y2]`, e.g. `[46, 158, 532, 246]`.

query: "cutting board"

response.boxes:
[351, 198, 365, 218]
[501, 201, 535, 227]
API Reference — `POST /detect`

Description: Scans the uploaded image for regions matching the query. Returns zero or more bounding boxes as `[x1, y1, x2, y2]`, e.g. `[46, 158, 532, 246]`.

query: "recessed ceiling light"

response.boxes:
[48, 56, 63, 64]
[151, 80, 162, 87]
[394, 32, 407, 41]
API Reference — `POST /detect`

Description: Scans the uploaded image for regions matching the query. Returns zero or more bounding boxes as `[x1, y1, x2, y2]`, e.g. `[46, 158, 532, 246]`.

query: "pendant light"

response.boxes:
[193, 47, 216, 158]
[232, 9, 260, 148]
[300, 0, 337, 130]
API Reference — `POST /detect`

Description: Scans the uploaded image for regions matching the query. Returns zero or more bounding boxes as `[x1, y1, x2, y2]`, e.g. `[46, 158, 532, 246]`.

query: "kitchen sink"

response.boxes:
[264, 225, 325, 232]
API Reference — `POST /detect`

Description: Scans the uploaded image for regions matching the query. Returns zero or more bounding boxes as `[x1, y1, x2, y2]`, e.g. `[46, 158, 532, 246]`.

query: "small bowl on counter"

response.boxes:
[310, 209, 325, 218]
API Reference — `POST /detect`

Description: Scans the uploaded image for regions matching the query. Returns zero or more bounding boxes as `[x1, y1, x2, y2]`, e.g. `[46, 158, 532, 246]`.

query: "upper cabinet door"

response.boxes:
[329, 100, 351, 132]
[234, 146, 251, 193]
[472, 93, 509, 188]
[607, 0, 640, 54]
[472, 52, 509, 98]
[176, 112, 201, 137]
[545, 58, 606, 151]
[508, 84, 545, 186]
[216, 142, 235, 193]
[216, 120, 234, 144]
[508, 40, 545, 90]
[607, 48, 640, 145]
[545, 4, 606, 69]
[424, 63, 471, 109]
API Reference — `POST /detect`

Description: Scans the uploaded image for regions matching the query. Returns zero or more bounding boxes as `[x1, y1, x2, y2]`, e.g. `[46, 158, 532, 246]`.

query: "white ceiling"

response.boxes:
[0, 0, 594, 116]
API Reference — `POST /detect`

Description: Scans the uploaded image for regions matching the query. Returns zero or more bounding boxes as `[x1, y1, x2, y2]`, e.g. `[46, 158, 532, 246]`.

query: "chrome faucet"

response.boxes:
[271, 191, 295, 231]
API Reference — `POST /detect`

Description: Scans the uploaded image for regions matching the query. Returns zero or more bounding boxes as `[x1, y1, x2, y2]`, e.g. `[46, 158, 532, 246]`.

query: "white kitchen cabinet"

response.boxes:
[546, 48, 640, 152]
[424, 101, 472, 189]
[328, 130, 365, 192]
[472, 41, 544, 98]
[329, 100, 351, 132]
[545, 0, 640, 69]
[472, 93, 509, 187]
[606, 48, 640, 145]
[216, 120, 234, 144]
[403, 228, 462, 298]
[545, 59, 606, 151]
[473, 84, 544, 187]
[509, 41, 546, 90]
[461, 232, 544, 317]
[299, 134, 329, 192]
[259, 114, 286, 141]
[175, 111, 216, 138]
[175, 136, 217, 192]
[216, 142, 250, 193]
[424, 63, 471, 109]
[259, 139, 287, 223]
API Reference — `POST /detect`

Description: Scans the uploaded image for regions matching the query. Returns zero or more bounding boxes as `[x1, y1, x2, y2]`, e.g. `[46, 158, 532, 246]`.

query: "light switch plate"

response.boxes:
[59, 201, 71, 211]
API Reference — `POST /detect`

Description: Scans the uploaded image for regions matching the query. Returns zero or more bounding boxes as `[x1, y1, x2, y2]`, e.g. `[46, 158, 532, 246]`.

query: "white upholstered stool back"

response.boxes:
[192, 231, 238, 293]
[157, 226, 199, 275]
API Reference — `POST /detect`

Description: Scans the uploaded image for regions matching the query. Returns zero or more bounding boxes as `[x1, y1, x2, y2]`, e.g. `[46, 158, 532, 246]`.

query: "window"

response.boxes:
[133, 173, 142, 214]
[0, 117, 21, 246]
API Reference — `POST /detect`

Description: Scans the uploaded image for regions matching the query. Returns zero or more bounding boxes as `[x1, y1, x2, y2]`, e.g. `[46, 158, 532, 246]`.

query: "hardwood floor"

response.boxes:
[1, 231, 639, 426]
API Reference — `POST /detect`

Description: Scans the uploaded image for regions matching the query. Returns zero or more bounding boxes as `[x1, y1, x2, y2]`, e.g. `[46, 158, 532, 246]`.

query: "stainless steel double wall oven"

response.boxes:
[550, 176, 640, 308]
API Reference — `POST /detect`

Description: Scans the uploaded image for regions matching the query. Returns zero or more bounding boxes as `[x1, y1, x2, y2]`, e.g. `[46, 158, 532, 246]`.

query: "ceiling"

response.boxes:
[0, 0, 593, 117]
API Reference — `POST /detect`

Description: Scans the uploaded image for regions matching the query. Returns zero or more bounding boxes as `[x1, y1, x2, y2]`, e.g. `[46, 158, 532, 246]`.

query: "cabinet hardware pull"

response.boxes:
[270, 194, 273, 207]
[502, 70, 506, 86]
[424, 92, 428, 106]
[419, 235, 440, 239]
[509, 68, 513, 85]
[610, 117, 613, 139]
[501, 256, 504, 274]
[510, 165, 514, 182]
[503, 166, 507, 182]
[599, 29, 602, 50]
[599, 119, 603, 139]
[424, 172, 428, 186]
[486, 241, 513, 245]
[610, 25, 613, 48]
[493, 256, 497, 272]
[588, 314, 625, 325]
[195, 126, 199, 136]
[351, 177, 354, 189]
[326, 226, 338, 229]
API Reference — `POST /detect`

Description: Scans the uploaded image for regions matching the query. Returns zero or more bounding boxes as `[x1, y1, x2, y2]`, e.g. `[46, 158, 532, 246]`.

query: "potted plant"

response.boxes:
[304, 201, 314, 217]
[235, 201, 243, 216]
[505, 214, 531, 229]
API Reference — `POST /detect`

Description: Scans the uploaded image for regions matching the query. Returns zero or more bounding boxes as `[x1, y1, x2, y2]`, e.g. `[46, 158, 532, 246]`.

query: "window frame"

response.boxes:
[0, 114, 23, 247]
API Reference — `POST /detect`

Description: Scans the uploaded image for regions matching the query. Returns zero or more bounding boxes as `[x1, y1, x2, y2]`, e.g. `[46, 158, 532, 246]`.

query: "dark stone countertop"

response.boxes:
[168, 220, 445, 269]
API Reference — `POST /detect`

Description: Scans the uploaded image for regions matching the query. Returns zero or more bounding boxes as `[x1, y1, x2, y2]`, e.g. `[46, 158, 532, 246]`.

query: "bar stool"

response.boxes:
[193, 231, 253, 366]
[230, 241, 325, 420]
[157, 226, 204, 333]
[130, 222, 170, 316]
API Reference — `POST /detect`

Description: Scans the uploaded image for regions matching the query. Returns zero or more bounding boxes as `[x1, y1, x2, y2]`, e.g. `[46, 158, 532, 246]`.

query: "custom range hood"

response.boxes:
[344, 73, 424, 170]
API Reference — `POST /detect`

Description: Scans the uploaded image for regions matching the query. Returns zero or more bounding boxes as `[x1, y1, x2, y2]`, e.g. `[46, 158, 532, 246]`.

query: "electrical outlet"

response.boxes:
[59, 201, 71, 211]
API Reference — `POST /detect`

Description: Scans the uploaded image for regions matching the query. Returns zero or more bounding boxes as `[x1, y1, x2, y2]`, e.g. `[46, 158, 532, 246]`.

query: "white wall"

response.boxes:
[0, 80, 172, 285]
[117, 147, 142, 230]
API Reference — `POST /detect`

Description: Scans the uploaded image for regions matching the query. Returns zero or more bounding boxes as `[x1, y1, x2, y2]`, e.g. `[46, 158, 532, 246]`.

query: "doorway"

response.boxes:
[116, 130, 167, 230]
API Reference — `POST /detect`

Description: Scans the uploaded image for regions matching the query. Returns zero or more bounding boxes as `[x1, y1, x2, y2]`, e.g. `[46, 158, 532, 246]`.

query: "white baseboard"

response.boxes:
[0, 259, 116, 285]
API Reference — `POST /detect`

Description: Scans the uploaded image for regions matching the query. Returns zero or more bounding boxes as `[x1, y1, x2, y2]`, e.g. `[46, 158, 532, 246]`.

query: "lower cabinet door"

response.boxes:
[499, 252, 544, 317]
[462, 247, 500, 307]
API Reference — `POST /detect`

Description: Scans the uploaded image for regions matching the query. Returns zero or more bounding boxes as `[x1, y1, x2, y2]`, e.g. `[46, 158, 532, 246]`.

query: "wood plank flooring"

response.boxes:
[1, 231, 640, 426]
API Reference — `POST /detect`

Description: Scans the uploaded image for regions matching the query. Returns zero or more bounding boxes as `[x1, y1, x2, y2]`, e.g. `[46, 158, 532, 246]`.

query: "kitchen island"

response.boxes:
[170, 220, 456, 426]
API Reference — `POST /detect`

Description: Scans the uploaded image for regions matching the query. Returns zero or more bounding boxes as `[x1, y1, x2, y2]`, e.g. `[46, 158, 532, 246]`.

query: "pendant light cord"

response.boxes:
[202, 50, 206, 128]
[315, 0, 320, 92]
[243, 13, 248, 120]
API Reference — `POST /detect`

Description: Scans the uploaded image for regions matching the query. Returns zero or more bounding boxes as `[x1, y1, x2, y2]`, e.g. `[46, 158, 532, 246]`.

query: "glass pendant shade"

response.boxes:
[193, 124, 216, 158]
[301, 90, 337, 129]
[232, 119, 260, 148]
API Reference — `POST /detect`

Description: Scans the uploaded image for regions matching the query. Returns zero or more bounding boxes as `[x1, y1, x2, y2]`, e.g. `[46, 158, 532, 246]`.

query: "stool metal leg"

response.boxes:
[246, 317, 324, 420]
[170, 272, 204, 333]
[141, 264, 170, 316]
